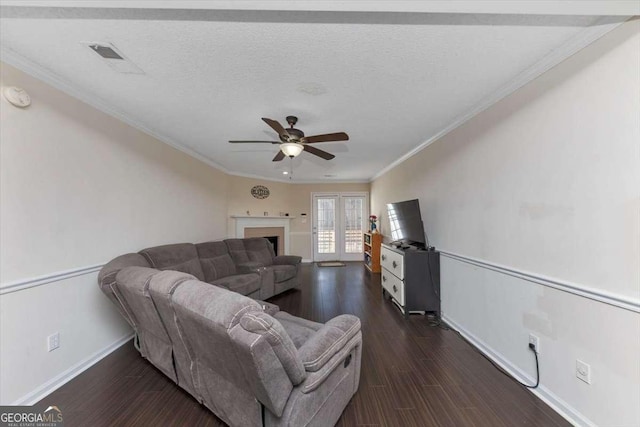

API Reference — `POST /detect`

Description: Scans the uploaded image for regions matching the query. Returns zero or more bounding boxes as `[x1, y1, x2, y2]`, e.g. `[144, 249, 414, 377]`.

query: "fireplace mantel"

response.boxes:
[231, 216, 296, 219]
[231, 216, 295, 255]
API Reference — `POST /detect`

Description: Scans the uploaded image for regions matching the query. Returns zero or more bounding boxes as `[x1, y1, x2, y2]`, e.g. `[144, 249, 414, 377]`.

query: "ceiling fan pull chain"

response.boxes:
[289, 157, 293, 179]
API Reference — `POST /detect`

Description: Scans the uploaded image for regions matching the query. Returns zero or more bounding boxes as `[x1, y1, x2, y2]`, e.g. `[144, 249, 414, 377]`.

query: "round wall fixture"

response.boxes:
[2, 86, 31, 108]
[251, 185, 270, 199]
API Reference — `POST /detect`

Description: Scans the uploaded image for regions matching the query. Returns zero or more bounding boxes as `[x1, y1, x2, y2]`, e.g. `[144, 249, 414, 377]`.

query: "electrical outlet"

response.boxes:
[528, 333, 540, 353]
[47, 333, 60, 352]
[576, 359, 591, 384]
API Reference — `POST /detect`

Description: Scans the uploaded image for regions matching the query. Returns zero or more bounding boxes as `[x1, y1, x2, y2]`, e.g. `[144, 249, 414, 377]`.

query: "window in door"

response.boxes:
[312, 193, 368, 262]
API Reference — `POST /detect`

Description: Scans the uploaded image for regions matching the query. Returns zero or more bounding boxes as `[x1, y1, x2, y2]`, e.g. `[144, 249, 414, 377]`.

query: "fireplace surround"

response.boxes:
[231, 215, 294, 255]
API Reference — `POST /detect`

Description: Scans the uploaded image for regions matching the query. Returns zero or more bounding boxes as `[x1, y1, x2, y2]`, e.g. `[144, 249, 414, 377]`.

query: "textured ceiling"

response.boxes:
[0, 6, 624, 182]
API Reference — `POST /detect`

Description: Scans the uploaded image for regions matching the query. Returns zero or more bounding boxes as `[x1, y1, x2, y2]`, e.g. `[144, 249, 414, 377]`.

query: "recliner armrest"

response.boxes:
[254, 299, 280, 316]
[297, 314, 361, 372]
[237, 261, 266, 274]
[273, 255, 302, 266]
[301, 332, 361, 394]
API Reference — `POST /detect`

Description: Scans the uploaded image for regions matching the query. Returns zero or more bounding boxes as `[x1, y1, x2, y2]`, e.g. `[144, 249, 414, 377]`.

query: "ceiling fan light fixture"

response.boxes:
[280, 142, 304, 157]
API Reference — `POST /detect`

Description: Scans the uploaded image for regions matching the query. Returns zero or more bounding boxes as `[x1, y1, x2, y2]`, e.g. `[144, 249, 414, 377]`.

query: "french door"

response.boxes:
[312, 192, 368, 262]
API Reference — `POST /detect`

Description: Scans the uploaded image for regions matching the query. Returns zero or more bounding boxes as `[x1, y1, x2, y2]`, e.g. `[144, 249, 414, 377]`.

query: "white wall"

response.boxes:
[226, 176, 370, 260]
[371, 19, 640, 427]
[0, 62, 229, 404]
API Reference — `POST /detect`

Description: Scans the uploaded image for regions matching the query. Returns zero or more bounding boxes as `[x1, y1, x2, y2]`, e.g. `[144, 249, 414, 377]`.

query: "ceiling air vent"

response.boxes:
[83, 42, 145, 75]
[89, 44, 123, 60]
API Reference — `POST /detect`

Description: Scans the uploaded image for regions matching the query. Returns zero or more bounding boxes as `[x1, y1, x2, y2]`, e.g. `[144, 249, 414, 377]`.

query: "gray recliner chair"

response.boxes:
[106, 267, 361, 426]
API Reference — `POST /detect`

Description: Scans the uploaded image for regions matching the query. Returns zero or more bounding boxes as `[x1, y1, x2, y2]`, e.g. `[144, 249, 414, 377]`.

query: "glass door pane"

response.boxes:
[314, 196, 337, 261]
[313, 192, 368, 262]
[343, 197, 364, 254]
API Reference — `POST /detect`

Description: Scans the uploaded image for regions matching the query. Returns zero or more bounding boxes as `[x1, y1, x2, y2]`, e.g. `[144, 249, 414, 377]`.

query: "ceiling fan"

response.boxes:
[229, 116, 349, 161]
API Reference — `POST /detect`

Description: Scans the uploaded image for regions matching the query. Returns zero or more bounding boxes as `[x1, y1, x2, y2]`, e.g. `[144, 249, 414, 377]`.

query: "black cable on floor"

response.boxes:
[526, 348, 540, 389]
[427, 314, 540, 389]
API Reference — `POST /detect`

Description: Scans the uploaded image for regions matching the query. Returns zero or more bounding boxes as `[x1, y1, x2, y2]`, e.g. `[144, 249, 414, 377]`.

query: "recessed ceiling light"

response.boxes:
[283, 171, 289, 175]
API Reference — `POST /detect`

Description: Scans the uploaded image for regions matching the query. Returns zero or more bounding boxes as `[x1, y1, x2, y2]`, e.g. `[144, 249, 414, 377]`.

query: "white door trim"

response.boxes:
[311, 192, 369, 262]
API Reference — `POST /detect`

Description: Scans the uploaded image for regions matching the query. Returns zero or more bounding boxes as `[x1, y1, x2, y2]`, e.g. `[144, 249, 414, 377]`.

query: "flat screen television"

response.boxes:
[386, 199, 427, 249]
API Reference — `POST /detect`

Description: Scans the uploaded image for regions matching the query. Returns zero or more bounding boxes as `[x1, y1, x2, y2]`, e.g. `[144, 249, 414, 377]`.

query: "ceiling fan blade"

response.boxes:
[228, 140, 280, 144]
[303, 144, 335, 160]
[272, 151, 286, 162]
[302, 132, 349, 144]
[262, 118, 290, 137]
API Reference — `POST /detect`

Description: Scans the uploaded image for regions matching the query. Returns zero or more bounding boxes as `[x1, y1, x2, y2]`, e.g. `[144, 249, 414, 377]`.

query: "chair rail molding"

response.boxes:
[439, 250, 640, 313]
[0, 263, 105, 295]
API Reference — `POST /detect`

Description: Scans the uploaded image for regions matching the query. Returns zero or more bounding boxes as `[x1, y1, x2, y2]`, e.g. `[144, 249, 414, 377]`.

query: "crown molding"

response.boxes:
[1, 46, 371, 185]
[369, 15, 629, 182]
[225, 169, 370, 185]
[1, 15, 629, 185]
[0, 46, 232, 175]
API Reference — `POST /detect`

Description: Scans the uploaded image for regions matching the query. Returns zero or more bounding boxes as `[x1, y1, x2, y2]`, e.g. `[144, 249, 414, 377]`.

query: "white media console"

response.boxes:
[380, 244, 441, 318]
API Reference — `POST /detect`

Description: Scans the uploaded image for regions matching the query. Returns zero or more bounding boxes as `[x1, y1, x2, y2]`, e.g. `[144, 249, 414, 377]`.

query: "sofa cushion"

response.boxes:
[272, 264, 296, 283]
[210, 273, 261, 296]
[196, 241, 237, 282]
[274, 312, 323, 349]
[273, 255, 302, 266]
[240, 311, 306, 385]
[244, 238, 275, 266]
[139, 243, 205, 281]
[224, 239, 250, 264]
[225, 238, 275, 267]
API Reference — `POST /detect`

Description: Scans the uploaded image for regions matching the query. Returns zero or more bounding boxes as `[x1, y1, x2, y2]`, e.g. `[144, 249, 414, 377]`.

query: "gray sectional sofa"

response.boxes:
[98, 238, 363, 426]
[135, 238, 302, 300]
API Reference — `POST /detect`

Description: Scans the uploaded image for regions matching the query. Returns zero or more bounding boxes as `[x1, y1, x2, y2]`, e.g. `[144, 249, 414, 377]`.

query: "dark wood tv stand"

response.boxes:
[380, 244, 441, 318]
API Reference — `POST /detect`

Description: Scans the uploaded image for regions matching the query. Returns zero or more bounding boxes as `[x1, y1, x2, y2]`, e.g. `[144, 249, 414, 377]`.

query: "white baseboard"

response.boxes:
[11, 333, 134, 406]
[442, 315, 596, 427]
[302, 259, 313, 263]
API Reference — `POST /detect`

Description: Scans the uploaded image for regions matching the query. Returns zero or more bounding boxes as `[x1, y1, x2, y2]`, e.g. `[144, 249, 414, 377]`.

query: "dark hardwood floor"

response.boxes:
[38, 262, 569, 426]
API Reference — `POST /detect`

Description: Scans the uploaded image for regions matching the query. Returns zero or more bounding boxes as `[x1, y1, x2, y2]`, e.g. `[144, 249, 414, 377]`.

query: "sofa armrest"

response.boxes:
[99, 253, 150, 288]
[297, 314, 361, 372]
[301, 332, 361, 394]
[237, 261, 266, 274]
[253, 299, 280, 316]
[273, 255, 302, 266]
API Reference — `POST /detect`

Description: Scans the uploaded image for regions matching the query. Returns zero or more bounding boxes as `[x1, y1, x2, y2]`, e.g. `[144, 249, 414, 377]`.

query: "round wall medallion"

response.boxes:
[251, 185, 270, 199]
